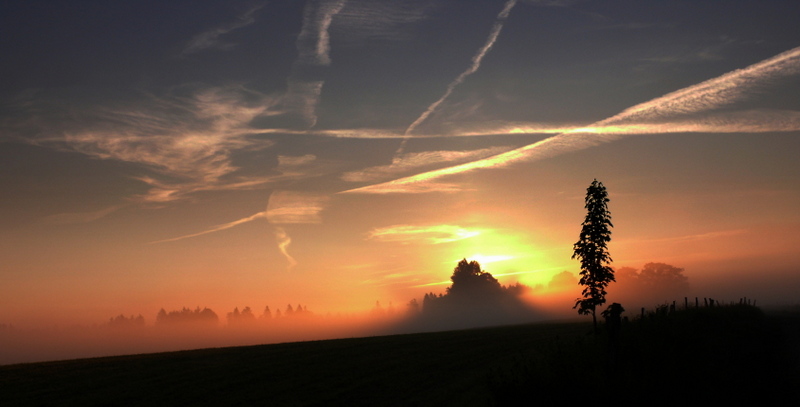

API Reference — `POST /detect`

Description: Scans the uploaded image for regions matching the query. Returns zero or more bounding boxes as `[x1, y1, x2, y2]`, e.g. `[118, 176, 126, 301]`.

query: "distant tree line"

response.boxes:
[226, 304, 313, 325]
[156, 307, 219, 325]
[613, 262, 690, 304]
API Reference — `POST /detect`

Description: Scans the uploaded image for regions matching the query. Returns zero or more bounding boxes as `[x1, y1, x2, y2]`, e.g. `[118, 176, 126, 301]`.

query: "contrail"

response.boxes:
[600, 46, 800, 124]
[148, 211, 268, 243]
[344, 45, 800, 194]
[397, 0, 517, 154]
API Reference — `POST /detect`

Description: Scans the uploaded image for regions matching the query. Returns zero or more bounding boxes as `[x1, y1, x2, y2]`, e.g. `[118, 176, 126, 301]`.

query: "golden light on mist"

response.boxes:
[442, 229, 561, 288]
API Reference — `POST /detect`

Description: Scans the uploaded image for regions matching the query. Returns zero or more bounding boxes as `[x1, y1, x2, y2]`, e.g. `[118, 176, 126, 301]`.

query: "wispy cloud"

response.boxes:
[296, 0, 347, 66]
[12, 86, 340, 205]
[281, 0, 346, 127]
[5, 85, 279, 203]
[181, 3, 266, 55]
[344, 46, 800, 194]
[274, 226, 298, 270]
[399, 0, 518, 152]
[32, 86, 277, 197]
[367, 224, 481, 245]
[278, 81, 325, 128]
[331, 0, 433, 45]
[266, 190, 329, 224]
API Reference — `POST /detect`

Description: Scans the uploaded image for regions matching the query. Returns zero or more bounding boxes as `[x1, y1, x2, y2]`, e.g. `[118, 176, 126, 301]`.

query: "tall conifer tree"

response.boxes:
[573, 179, 614, 330]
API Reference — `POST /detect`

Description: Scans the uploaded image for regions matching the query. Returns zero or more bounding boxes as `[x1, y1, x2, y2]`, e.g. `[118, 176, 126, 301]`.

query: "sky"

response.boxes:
[2, 0, 800, 330]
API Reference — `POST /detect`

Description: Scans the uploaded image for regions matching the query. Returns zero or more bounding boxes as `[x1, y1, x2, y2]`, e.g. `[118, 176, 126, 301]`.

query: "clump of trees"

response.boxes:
[156, 307, 219, 326]
[419, 259, 532, 325]
[226, 307, 256, 325]
[613, 262, 690, 305]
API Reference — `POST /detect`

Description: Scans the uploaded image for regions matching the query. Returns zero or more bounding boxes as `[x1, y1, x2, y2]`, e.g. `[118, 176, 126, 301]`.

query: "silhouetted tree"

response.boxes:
[261, 306, 272, 320]
[573, 179, 614, 331]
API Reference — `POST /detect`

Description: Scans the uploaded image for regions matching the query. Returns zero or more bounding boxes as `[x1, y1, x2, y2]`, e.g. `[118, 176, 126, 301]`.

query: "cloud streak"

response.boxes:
[345, 46, 800, 194]
[332, 0, 432, 45]
[181, 3, 266, 55]
[150, 210, 268, 244]
[282, 0, 346, 127]
[368, 224, 481, 245]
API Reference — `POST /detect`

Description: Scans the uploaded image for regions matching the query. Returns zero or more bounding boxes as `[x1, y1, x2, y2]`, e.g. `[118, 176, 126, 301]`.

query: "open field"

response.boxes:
[2, 305, 799, 406]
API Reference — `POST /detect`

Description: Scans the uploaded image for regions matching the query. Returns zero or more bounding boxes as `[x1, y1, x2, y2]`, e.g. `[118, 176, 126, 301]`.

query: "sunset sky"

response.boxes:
[2, 0, 799, 328]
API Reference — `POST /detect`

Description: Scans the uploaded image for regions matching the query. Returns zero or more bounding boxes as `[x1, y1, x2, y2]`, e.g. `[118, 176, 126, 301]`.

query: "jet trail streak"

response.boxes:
[397, 0, 517, 154]
[344, 46, 800, 194]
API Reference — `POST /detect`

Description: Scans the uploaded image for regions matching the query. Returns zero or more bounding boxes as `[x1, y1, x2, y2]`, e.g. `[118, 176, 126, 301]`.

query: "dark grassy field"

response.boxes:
[0, 321, 588, 406]
[2, 305, 798, 406]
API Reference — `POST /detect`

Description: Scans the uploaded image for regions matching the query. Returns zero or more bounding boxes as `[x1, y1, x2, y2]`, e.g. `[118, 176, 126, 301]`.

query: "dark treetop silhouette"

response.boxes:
[573, 179, 614, 330]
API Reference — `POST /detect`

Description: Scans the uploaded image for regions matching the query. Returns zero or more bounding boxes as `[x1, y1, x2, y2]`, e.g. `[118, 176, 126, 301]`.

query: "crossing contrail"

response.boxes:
[397, 0, 518, 154]
[345, 45, 800, 194]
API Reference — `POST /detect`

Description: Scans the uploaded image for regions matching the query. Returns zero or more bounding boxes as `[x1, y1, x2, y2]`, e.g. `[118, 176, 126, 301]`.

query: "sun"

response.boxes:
[446, 228, 562, 288]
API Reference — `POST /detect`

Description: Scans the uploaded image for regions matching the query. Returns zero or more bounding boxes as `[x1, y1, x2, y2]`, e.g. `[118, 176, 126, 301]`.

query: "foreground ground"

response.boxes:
[2, 306, 799, 406]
